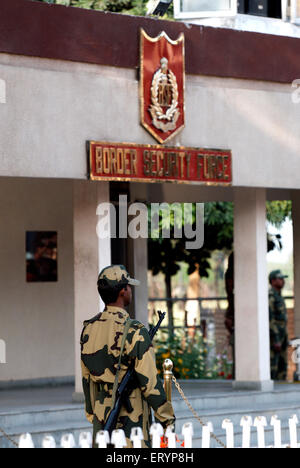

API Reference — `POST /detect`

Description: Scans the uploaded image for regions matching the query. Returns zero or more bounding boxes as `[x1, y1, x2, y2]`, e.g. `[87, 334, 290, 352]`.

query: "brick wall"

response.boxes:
[287, 308, 296, 382]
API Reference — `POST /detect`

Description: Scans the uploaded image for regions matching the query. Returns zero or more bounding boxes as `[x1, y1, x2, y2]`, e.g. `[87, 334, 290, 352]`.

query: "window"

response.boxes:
[174, 0, 238, 19]
[238, 0, 282, 18]
[290, 0, 300, 23]
[26, 232, 58, 283]
[174, 0, 284, 19]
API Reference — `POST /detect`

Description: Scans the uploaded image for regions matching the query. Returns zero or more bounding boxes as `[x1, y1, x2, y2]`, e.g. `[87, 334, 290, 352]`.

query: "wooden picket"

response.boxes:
[17, 414, 300, 448]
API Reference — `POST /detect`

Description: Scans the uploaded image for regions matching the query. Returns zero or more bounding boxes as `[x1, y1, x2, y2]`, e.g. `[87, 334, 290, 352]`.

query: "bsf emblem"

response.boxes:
[140, 29, 185, 144]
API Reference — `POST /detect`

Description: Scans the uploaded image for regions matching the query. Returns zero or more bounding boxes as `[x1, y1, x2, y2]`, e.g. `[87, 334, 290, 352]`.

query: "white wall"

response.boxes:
[293, 190, 300, 336]
[0, 53, 299, 189]
[0, 177, 74, 382]
[184, 14, 300, 38]
[233, 187, 272, 390]
[73, 180, 111, 396]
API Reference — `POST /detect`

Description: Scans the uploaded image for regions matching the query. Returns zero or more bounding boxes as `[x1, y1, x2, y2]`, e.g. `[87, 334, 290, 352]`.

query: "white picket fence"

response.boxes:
[17, 414, 300, 448]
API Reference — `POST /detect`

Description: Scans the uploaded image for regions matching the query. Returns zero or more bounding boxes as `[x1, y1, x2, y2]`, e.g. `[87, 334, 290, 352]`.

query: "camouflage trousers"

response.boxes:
[270, 345, 288, 381]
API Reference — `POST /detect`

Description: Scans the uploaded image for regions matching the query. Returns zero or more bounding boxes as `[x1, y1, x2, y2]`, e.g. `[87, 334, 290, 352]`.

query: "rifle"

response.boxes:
[104, 310, 166, 436]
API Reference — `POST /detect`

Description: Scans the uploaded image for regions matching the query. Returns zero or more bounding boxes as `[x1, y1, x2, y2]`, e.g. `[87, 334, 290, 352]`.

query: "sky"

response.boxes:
[267, 219, 294, 295]
[267, 219, 293, 265]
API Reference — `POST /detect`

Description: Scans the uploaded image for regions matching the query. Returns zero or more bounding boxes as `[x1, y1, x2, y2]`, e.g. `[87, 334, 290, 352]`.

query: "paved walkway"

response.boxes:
[0, 380, 298, 413]
[0, 385, 77, 413]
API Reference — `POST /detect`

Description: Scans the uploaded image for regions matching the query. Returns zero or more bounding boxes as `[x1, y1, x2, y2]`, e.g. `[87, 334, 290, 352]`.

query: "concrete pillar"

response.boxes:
[97, 182, 112, 308]
[132, 236, 148, 326]
[130, 184, 149, 326]
[73, 180, 111, 399]
[292, 190, 300, 336]
[233, 188, 273, 391]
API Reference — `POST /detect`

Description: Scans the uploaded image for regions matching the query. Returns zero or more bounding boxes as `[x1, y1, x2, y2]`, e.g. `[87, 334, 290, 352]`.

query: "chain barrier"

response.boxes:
[0, 427, 18, 448]
[172, 375, 227, 449]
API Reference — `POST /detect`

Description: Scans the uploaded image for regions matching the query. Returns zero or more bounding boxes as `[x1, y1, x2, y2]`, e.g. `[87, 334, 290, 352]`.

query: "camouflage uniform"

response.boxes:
[80, 266, 175, 448]
[269, 286, 288, 381]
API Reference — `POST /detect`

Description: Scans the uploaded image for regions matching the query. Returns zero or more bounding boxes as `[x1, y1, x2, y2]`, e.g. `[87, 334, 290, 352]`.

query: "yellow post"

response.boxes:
[163, 359, 173, 402]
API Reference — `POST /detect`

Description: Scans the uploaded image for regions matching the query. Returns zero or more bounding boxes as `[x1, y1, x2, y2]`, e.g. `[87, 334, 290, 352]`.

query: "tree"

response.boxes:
[148, 201, 292, 332]
[35, 0, 148, 16]
[266, 200, 292, 228]
[148, 202, 234, 332]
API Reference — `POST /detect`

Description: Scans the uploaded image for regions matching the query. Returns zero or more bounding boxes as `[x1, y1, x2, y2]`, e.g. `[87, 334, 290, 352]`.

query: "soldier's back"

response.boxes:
[81, 306, 142, 385]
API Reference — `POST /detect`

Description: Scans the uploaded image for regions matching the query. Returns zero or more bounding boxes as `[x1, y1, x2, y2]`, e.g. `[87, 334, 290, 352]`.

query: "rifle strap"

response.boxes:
[110, 318, 133, 412]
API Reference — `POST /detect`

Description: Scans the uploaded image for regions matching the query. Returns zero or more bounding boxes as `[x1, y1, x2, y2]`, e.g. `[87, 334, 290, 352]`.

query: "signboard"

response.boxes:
[140, 29, 185, 144]
[88, 141, 232, 185]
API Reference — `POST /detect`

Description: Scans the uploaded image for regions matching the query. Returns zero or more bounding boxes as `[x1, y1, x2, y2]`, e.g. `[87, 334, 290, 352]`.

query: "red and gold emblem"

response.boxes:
[140, 29, 185, 144]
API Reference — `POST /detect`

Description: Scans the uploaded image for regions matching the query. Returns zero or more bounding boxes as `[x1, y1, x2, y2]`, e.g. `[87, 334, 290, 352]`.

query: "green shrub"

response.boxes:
[154, 329, 233, 380]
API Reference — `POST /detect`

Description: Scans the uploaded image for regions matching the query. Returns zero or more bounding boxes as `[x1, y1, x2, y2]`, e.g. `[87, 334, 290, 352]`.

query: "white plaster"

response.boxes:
[0, 177, 74, 382]
[97, 182, 112, 310]
[73, 180, 99, 394]
[233, 188, 272, 388]
[0, 339, 6, 364]
[184, 13, 300, 39]
[0, 55, 299, 189]
[0, 78, 6, 104]
[73, 180, 111, 394]
[130, 184, 149, 327]
[293, 190, 300, 336]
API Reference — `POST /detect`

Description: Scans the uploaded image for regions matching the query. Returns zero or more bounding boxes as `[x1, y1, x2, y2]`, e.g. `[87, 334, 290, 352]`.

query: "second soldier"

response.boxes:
[269, 269, 289, 381]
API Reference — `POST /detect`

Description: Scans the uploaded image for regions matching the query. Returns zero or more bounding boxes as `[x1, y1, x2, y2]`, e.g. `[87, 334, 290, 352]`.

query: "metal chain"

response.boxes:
[0, 427, 18, 448]
[172, 375, 227, 449]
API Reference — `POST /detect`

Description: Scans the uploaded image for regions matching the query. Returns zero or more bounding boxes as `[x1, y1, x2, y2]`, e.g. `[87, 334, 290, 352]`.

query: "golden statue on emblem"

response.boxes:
[150, 57, 180, 133]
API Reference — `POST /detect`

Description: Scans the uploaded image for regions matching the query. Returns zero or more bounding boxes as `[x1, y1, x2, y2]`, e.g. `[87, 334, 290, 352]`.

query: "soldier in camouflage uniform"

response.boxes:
[81, 265, 175, 448]
[269, 270, 289, 381]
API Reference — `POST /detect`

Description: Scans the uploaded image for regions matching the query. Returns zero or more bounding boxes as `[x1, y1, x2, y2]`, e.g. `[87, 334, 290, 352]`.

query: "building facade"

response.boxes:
[0, 0, 300, 396]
